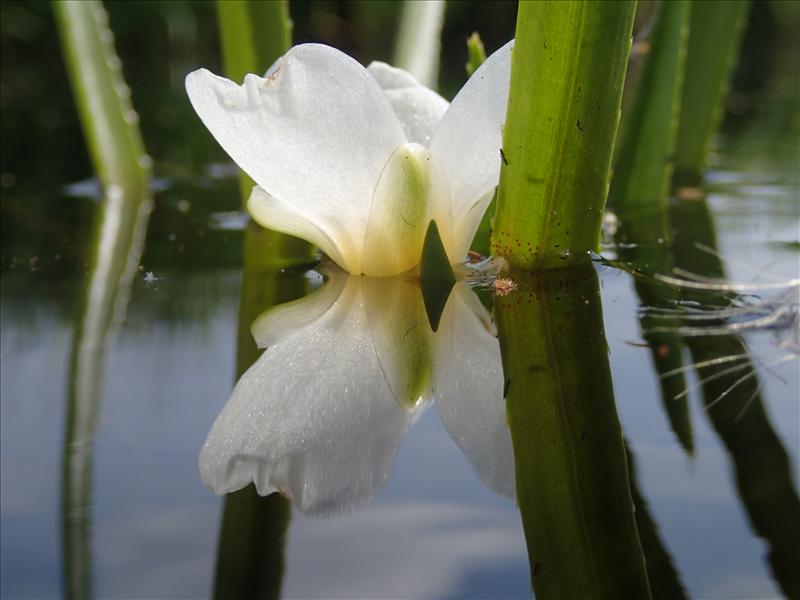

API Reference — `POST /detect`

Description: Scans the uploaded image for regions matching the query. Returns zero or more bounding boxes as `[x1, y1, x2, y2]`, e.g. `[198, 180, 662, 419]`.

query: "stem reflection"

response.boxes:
[495, 260, 652, 599]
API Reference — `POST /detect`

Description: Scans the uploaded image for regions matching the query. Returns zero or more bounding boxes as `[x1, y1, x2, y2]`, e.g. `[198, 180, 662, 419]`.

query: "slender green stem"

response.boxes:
[216, 0, 312, 264]
[492, 1, 636, 270]
[53, 0, 150, 195]
[611, 0, 690, 210]
[55, 5, 152, 595]
[674, 1, 750, 181]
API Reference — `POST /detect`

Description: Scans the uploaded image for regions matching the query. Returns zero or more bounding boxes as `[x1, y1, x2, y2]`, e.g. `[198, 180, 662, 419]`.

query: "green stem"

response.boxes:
[492, 1, 636, 270]
[53, 0, 150, 195]
[609, 0, 694, 454]
[673, 0, 750, 181]
[215, 0, 313, 264]
[55, 5, 153, 596]
[611, 0, 690, 210]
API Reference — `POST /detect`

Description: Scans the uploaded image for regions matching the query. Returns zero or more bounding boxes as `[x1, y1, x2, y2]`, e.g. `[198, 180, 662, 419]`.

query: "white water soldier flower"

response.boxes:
[186, 41, 513, 276]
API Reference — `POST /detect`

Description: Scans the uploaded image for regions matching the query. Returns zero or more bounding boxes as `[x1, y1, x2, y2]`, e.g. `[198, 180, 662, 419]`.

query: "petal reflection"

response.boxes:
[201, 271, 418, 516]
[435, 284, 515, 498]
[201, 271, 513, 516]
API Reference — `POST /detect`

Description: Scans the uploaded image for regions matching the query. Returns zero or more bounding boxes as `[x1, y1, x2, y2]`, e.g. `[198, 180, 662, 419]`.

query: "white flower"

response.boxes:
[185, 42, 513, 276]
[199, 270, 514, 516]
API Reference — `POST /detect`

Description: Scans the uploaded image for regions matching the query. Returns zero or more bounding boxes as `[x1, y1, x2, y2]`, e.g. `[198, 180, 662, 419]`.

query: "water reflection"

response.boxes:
[669, 196, 800, 599]
[613, 178, 799, 598]
[62, 183, 152, 599]
[200, 266, 513, 516]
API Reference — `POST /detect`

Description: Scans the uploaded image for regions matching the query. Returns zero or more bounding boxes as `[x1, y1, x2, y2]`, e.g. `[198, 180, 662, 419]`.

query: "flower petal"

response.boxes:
[200, 274, 417, 516]
[367, 62, 449, 145]
[247, 186, 349, 271]
[186, 44, 407, 274]
[451, 189, 496, 262]
[429, 40, 514, 256]
[433, 283, 515, 498]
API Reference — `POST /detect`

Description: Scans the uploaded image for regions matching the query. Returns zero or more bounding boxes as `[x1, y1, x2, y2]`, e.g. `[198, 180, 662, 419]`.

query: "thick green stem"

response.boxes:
[492, 1, 636, 270]
[496, 261, 652, 599]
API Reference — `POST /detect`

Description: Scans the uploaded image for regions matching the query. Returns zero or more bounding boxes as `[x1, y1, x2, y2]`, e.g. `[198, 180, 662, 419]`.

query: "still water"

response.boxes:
[1, 127, 798, 598]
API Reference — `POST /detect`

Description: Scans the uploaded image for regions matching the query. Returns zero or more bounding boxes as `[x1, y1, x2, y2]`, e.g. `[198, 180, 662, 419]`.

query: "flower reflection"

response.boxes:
[200, 268, 513, 516]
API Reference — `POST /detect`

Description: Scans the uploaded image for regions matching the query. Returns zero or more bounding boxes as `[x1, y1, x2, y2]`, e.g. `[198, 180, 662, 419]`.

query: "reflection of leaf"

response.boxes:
[671, 198, 800, 599]
[201, 269, 512, 515]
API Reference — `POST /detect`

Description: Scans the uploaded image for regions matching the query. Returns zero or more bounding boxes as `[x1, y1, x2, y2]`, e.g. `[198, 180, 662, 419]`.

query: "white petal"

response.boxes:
[433, 283, 515, 498]
[247, 186, 348, 271]
[367, 61, 449, 146]
[186, 44, 407, 274]
[452, 189, 496, 262]
[429, 40, 514, 256]
[200, 275, 418, 516]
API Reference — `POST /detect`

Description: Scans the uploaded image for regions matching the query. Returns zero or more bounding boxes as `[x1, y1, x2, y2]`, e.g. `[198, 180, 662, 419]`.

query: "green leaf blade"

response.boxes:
[612, 0, 690, 211]
[674, 0, 750, 180]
